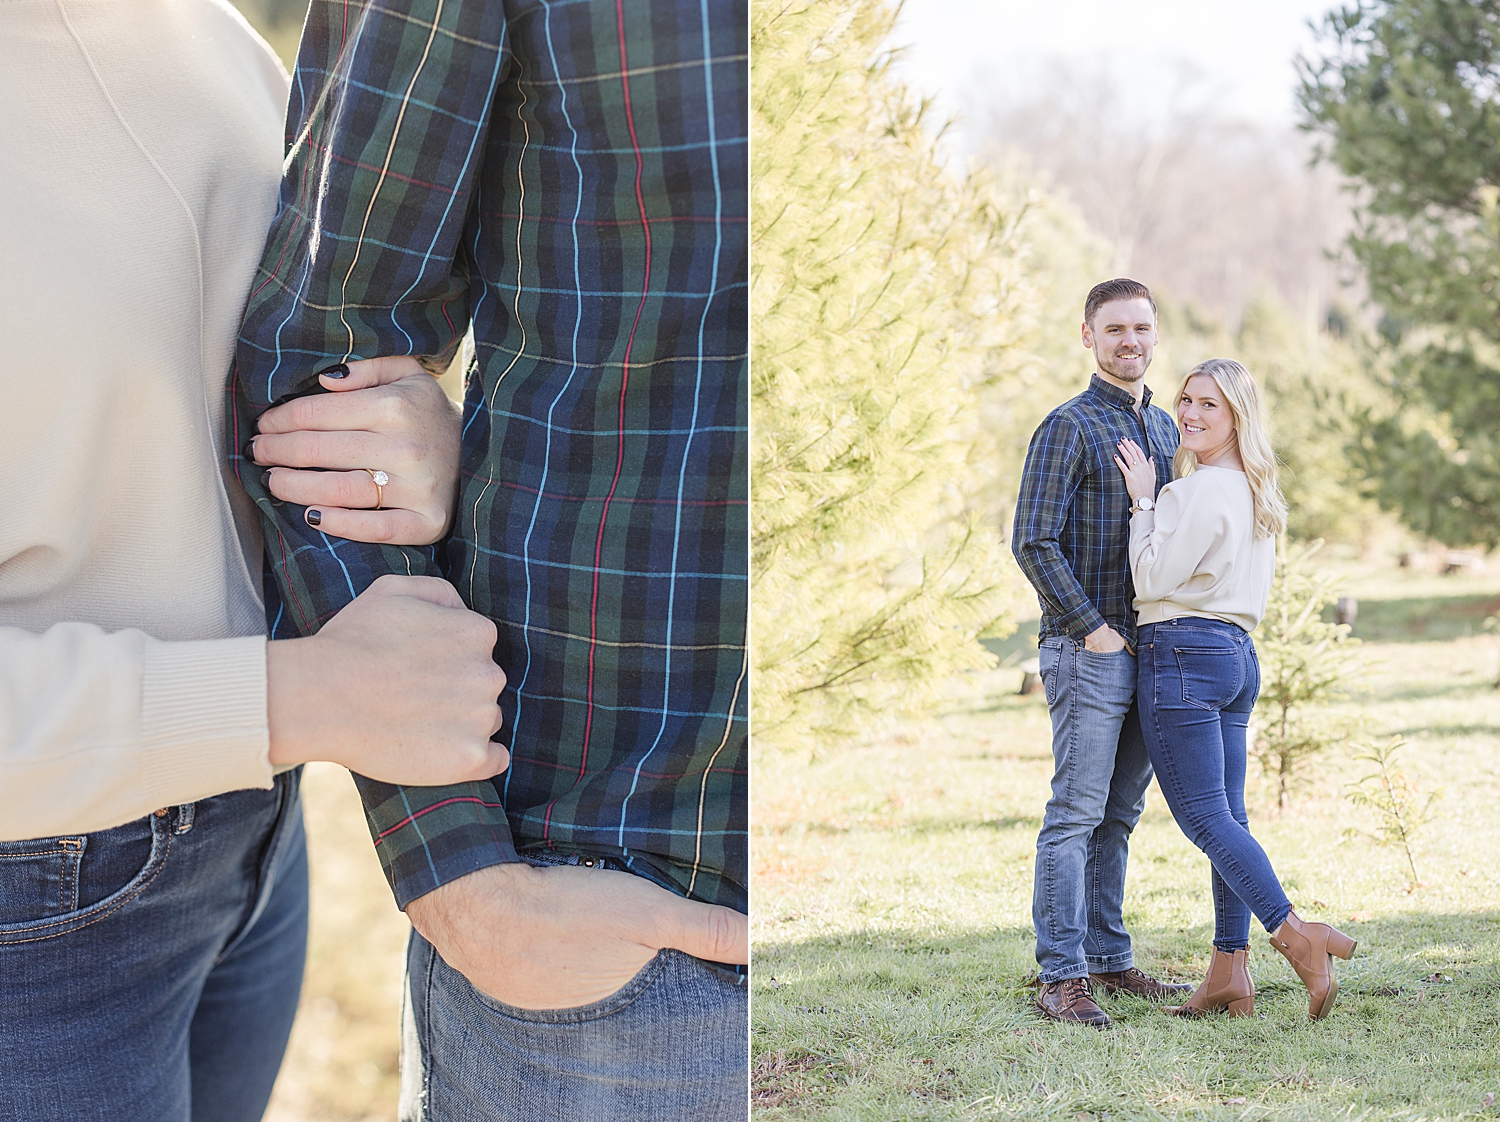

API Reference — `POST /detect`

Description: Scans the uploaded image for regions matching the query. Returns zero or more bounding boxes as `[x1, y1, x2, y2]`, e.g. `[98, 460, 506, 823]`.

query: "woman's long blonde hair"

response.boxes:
[1172, 358, 1287, 539]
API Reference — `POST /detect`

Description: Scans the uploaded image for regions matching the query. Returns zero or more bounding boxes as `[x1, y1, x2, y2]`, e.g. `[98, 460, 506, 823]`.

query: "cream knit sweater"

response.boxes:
[0, 0, 289, 838]
[1129, 466, 1276, 633]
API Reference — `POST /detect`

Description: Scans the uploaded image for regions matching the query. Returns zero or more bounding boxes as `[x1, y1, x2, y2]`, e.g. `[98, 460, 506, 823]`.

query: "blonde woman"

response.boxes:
[1114, 358, 1357, 1021]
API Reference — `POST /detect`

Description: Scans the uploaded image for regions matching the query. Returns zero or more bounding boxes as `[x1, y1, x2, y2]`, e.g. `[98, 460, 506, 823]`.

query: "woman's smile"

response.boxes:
[1176, 373, 1240, 467]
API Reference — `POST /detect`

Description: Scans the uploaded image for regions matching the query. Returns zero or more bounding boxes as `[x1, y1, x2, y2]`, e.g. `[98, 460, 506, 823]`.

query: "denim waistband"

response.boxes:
[1139, 616, 1247, 638]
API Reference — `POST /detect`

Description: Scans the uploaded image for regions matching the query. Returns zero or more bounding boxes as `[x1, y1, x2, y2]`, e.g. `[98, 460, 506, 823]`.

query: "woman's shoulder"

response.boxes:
[196, 0, 291, 96]
[1159, 468, 1246, 522]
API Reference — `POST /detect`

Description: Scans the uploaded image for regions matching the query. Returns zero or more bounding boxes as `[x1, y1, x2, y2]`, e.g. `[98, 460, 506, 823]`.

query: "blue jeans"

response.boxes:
[399, 851, 748, 1122]
[1138, 618, 1293, 950]
[0, 774, 308, 1122]
[1032, 636, 1154, 984]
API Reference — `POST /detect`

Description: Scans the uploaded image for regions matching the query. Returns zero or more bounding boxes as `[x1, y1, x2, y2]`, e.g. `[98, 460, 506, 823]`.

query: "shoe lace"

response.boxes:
[1061, 976, 1093, 1003]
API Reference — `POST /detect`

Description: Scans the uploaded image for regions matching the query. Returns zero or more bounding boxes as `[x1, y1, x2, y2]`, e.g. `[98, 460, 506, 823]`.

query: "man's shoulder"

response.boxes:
[1036, 388, 1101, 433]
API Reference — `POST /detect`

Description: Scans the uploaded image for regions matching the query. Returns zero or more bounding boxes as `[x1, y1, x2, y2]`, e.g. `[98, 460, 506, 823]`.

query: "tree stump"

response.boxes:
[1019, 658, 1043, 696]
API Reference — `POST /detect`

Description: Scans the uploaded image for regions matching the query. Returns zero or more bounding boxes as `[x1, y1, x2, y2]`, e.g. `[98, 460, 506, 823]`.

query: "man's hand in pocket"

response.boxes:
[405, 862, 748, 1010]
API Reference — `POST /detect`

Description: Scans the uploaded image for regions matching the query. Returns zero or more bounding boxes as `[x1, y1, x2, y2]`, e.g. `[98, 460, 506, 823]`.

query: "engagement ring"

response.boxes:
[361, 468, 389, 510]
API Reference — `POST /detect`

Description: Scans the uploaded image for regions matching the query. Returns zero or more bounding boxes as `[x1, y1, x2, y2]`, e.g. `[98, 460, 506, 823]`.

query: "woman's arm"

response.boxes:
[0, 576, 509, 841]
[0, 623, 269, 839]
[1115, 439, 1225, 602]
[247, 357, 461, 545]
[1126, 486, 1220, 603]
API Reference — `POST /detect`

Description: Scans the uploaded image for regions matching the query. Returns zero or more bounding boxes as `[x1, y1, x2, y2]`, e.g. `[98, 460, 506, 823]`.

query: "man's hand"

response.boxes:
[406, 862, 748, 1010]
[267, 575, 508, 783]
[1083, 623, 1127, 653]
[249, 356, 462, 545]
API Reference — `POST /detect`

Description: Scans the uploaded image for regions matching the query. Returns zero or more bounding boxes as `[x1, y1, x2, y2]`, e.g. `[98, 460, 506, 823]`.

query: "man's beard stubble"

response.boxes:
[1097, 349, 1151, 382]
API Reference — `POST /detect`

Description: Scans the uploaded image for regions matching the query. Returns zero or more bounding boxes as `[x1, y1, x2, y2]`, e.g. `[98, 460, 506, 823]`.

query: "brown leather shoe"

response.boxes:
[1035, 976, 1111, 1027]
[1164, 948, 1255, 1017]
[1088, 966, 1193, 1001]
[1268, 910, 1357, 1020]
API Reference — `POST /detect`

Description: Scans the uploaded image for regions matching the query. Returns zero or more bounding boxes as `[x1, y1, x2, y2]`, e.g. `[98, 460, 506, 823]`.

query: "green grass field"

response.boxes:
[752, 561, 1500, 1120]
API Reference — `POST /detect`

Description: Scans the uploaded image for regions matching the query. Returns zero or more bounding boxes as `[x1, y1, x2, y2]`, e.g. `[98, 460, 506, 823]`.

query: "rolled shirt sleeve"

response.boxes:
[1012, 414, 1109, 640]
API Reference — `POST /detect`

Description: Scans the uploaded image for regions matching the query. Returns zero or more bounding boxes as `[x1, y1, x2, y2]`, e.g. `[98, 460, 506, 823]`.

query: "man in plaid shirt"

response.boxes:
[1011, 279, 1188, 1028]
[231, 0, 747, 1115]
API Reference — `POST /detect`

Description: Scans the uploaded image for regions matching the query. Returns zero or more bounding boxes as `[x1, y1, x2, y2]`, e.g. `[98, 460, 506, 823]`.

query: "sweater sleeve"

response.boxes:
[1128, 476, 1227, 604]
[0, 624, 271, 840]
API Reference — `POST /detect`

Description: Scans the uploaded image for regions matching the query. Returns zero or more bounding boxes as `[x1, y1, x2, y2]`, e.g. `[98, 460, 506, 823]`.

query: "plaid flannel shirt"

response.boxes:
[1012, 374, 1180, 650]
[230, 0, 747, 912]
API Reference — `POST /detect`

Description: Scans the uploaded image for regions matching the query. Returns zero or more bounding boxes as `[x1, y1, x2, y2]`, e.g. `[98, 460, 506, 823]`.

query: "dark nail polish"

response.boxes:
[242, 438, 257, 463]
[261, 469, 273, 489]
[305, 508, 322, 527]
[317, 362, 349, 380]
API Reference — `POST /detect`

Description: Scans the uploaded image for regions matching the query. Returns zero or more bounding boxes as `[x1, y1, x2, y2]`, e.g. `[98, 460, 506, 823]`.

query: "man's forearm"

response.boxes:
[1013, 537, 1107, 638]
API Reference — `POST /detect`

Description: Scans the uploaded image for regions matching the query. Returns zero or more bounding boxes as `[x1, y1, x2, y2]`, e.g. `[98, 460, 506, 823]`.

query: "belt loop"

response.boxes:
[173, 803, 196, 835]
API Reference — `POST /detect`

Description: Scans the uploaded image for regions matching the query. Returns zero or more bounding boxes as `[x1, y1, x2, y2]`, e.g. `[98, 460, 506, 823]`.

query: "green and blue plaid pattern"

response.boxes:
[230, 0, 747, 912]
[1012, 375, 1180, 649]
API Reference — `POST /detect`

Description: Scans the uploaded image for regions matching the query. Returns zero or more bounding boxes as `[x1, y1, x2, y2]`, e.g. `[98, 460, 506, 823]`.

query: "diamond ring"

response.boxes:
[360, 468, 389, 510]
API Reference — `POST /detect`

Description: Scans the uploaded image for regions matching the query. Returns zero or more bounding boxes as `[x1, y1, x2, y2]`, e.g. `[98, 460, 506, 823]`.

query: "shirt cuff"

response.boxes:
[136, 634, 274, 807]
[352, 775, 520, 909]
[1054, 602, 1109, 641]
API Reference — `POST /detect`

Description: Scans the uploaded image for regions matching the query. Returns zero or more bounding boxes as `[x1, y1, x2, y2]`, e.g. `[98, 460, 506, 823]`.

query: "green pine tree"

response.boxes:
[1300, 0, 1500, 546]
[752, 0, 1072, 750]
[1253, 540, 1363, 807]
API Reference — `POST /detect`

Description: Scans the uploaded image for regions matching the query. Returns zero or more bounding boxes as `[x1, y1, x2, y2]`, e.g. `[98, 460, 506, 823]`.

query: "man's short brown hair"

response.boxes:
[1084, 278, 1156, 327]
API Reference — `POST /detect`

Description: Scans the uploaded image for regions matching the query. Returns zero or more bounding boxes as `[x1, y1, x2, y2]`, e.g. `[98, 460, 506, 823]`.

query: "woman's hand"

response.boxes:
[266, 575, 509, 783]
[1113, 438, 1157, 502]
[247, 357, 461, 545]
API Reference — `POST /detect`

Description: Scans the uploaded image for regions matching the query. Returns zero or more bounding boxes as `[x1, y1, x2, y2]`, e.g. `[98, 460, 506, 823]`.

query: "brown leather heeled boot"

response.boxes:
[1268, 910, 1357, 1020]
[1164, 948, 1254, 1017]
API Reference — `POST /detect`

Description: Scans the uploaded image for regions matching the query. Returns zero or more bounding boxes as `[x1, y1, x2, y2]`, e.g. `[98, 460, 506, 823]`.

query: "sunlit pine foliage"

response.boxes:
[1346, 735, 1444, 887]
[751, 0, 1051, 750]
[1253, 540, 1364, 808]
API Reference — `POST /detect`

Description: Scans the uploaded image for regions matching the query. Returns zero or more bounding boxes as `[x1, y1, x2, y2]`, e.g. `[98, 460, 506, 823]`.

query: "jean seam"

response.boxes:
[1204, 841, 1276, 923]
[420, 939, 435, 1120]
[1039, 640, 1083, 980]
[215, 772, 299, 966]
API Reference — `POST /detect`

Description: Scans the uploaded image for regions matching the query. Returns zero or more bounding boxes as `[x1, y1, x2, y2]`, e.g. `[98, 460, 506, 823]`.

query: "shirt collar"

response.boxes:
[1087, 372, 1155, 413]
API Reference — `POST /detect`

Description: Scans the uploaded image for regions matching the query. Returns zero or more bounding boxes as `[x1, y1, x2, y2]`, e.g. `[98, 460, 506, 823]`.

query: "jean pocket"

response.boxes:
[1173, 647, 1242, 711]
[456, 947, 670, 1025]
[0, 837, 86, 924]
[1038, 640, 1062, 706]
[0, 811, 172, 944]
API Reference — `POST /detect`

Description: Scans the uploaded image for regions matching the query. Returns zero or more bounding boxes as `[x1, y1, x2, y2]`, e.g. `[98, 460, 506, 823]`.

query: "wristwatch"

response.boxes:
[1130, 496, 1155, 514]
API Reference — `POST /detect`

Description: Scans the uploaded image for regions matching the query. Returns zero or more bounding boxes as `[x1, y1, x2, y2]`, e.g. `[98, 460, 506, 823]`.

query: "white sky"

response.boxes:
[892, 0, 1343, 136]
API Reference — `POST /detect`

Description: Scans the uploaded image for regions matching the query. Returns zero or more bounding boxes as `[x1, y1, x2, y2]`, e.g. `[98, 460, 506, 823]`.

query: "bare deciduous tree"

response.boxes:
[970, 64, 1357, 330]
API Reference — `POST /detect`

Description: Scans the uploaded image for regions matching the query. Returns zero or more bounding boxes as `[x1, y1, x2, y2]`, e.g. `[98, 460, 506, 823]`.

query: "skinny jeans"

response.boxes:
[0, 773, 307, 1122]
[1137, 618, 1292, 950]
